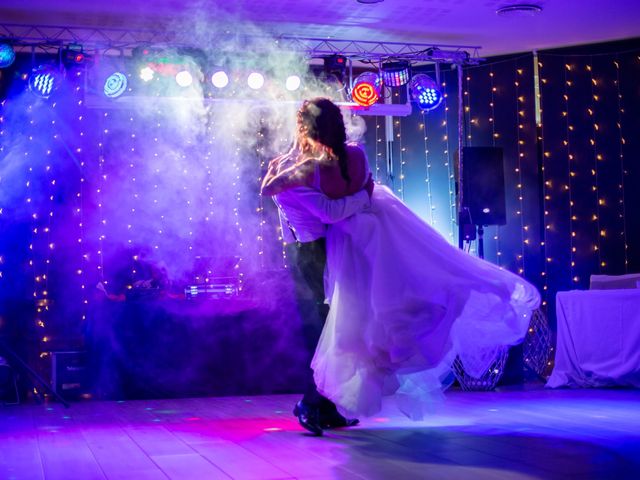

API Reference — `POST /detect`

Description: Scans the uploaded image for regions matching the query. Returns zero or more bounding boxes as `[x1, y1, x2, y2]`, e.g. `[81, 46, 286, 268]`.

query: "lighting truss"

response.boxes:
[0, 23, 483, 65]
[277, 36, 482, 65]
[0, 23, 177, 53]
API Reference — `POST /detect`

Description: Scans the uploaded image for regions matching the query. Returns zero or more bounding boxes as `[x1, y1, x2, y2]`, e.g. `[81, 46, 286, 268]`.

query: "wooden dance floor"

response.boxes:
[2, 387, 639, 479]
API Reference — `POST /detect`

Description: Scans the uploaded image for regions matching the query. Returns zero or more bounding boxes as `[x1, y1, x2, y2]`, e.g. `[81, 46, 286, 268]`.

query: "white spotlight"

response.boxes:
[285, 75, 301, 91]
[247, 72, 264, 90]
[140, 66, 154, 82]
[175, 70, 193, 87]
[211, 70, 229, 88]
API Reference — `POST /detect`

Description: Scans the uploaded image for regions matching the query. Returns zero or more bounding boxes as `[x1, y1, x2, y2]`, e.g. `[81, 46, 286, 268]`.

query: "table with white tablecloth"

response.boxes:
[547, 289, 640, 388]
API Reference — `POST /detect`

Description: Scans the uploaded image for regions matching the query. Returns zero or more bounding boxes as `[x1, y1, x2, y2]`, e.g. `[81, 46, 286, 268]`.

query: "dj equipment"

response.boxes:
[184, 278, 239, 299]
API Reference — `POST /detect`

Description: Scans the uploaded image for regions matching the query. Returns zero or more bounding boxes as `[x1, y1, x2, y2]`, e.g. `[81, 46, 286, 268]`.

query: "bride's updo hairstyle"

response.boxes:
[297, 98, 351, 185]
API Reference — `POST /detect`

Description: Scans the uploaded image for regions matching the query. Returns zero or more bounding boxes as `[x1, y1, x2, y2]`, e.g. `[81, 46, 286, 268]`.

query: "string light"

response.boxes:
[231, 128, 245, 291]
[73, 74, 89, 321]
[563, 62, 577, 284]
[0, 101, 4, 283]
[256, 119, 266, 269]
[420, 113, 435, 225]
[515, 63, 527, 276]
[395, 117, 405, 199]
[441, 79, 456, 241]
[464, 74, 472, 143]
[587, 59, 604, 273]
[536, 56, 549, 307]
[488, 66, 502, 266]
[374, 115, 382, 183]
[614, 58, 629, 272]
[96, 123, 107, 284]
[43, 110, 55, 356]
[25, 102, 49, 346]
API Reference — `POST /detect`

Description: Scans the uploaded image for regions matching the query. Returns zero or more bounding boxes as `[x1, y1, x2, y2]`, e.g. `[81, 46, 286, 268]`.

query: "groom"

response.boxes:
[262, 148, 373, 436]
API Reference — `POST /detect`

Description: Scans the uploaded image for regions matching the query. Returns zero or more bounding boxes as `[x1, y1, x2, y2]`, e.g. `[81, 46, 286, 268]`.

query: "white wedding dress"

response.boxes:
[311, 153, 541, 419]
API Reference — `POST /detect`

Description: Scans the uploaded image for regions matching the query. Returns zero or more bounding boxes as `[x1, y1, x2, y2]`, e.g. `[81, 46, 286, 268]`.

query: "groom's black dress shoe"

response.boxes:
[293, 401, 323, 436]
[321, 412, 360, 429]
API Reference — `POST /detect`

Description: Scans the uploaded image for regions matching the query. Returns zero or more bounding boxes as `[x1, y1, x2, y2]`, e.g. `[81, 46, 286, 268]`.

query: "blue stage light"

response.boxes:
[104, 72, 127, 98]
[409, 74, 443, 112]
[28, 65, 60, 98]
[0, 44, 15, 68]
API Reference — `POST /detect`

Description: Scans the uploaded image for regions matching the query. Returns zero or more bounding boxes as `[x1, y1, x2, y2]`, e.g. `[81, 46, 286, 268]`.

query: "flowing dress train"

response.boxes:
[311, 168, 540, 419]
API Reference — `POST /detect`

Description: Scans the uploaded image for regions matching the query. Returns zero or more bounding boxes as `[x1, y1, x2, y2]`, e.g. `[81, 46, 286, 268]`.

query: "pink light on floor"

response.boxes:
[374, 417, 390, 422]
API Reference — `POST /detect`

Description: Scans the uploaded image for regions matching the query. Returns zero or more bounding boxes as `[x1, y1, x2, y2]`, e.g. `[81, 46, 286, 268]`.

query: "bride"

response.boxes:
[262, 98, 540, 419]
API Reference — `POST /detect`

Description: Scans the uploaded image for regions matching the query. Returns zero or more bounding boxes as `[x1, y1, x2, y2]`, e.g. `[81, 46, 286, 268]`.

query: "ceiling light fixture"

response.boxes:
[496, 4, 543, 17]
[357, 0, 383, 3]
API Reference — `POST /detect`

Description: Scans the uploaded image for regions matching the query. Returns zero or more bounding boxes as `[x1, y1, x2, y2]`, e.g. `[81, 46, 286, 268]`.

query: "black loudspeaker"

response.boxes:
[51, 351, 88, 399]
[462, 146, 506, 226]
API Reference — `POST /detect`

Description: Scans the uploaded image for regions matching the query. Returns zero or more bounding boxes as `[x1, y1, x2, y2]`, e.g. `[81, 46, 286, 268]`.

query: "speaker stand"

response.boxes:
[477, 224, 485, 260]
[457, 207, 476, 250]
[0, 338, 70, 408]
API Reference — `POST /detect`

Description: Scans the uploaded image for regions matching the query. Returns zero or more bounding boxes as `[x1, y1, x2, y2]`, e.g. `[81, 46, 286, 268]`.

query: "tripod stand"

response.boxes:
[0, 338, 70, 408]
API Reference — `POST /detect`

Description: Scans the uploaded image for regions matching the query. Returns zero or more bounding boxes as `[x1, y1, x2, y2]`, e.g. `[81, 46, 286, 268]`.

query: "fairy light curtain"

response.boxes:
[462, 54, 541, 284]
[361, 66, 460, 244]
[1, 40, 640, 368]
[360, 42, 640, 330]
[361, 59, 542, 282]
[538, 46, 640, 324]
[0, 55, 291, 363]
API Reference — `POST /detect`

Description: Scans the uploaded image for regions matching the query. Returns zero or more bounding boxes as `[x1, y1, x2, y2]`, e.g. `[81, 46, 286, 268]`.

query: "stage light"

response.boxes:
[285, 75, 301, 91]
[61, 47, 92, 69]
[211, 70, 229, 88]
[409, 74, 443, 112]
[381, 61, 410, 87]
[323, 55, 347, 83]
[351, 71, 381, 107]
[175, 70, 193, 87]
[140, 66, 154, 82]
[104, 72, 127, 98]
[0, 43, 15, 68]
[247, 72, 264, 90]
[28, 65, 61, 98]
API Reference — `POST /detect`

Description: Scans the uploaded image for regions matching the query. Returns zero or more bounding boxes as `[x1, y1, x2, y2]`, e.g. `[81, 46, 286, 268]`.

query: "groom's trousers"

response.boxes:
[286, 238, 339, 412]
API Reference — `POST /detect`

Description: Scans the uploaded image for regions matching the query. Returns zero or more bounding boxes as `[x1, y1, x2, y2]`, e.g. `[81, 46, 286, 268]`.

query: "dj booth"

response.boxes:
[85, 276, 309, 400]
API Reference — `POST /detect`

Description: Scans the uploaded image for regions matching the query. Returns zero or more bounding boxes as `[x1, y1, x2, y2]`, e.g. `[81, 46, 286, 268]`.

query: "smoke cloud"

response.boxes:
[0, 5, 368, 399]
